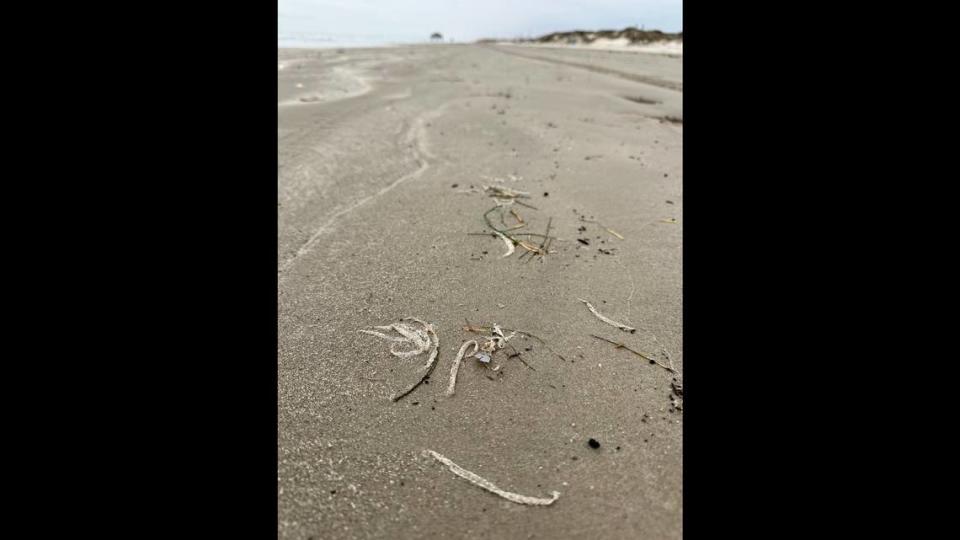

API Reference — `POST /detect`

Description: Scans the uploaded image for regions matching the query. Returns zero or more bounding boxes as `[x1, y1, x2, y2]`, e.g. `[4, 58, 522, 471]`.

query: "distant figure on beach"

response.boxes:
[430, 32, 443, 42]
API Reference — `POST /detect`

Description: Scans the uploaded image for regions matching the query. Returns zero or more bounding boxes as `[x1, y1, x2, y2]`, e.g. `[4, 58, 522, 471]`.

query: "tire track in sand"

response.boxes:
[278, 105, 446, 278]
[483, 44, 682, 92]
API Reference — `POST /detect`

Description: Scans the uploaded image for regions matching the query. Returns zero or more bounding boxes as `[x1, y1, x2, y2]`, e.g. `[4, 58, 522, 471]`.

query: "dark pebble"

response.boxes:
[588, 438, 601, 449]
[451, 183, 459, 188]
[544, 192, 549, 197]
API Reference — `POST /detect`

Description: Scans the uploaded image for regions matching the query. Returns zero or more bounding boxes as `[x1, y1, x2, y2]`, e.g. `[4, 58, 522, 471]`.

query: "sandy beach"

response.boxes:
[278, 43, 682, 539]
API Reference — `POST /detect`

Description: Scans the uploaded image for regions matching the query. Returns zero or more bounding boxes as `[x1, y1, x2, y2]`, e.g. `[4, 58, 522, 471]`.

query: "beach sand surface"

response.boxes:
[278, 43, 682, 539]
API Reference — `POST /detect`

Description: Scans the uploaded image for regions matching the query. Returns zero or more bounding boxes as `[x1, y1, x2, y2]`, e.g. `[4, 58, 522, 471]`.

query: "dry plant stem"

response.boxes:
[446, 340, 479, 396]
[577, 298, 637, 333]
[513, 200, 539, 210]
[590, 334, 676, 374]
[507, 343, 536, 371]
[483, 206, 545, 257]
[424, 449, 561, 506]
[495, 231, 515, 258]
[391, 321, 440, 401]
[391, 342, 438, 401]
[579, 217, 624, 239]
[467, 232, 552, 239]
[539, 217, 553, 258]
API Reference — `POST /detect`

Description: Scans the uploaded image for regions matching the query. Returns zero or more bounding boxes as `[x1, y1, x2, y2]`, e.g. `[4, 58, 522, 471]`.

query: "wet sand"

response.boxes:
[278, 43, 682, 539]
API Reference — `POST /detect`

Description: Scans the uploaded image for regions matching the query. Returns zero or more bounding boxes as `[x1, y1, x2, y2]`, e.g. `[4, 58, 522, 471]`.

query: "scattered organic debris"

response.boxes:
[479, 324, 517, 354]
[299, 96, 322, 103]
[660, 218, 678, 224]
[463, 320, 567, 362]
[424, 449, 561, 506]
[484, 185, 535, 208]
[446, 324, 522, 395]
[481, 206, 553, 260]
[359, 317, 440, 401]
[578, 298, 636, 333]
[590, 334, 676, 374]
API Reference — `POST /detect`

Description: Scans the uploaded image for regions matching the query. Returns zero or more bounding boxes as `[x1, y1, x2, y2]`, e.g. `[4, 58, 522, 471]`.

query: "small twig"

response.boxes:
[590, 334, 676, 374]
[506, 343, 536, 371]
[579, 217, 624, 239]
[513, 200, 539, 210]
[537, 217, 553, 261]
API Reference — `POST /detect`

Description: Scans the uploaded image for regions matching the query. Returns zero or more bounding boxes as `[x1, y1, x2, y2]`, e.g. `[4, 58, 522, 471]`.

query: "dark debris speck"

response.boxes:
[588, 438, 601, 449]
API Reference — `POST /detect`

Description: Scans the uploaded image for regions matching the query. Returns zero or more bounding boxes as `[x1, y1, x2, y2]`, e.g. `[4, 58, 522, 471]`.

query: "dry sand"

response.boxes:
[278, 43, 682, 539]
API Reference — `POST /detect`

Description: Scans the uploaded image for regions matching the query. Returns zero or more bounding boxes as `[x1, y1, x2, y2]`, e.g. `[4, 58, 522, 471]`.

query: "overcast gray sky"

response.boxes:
[278, 0, 682, 43]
